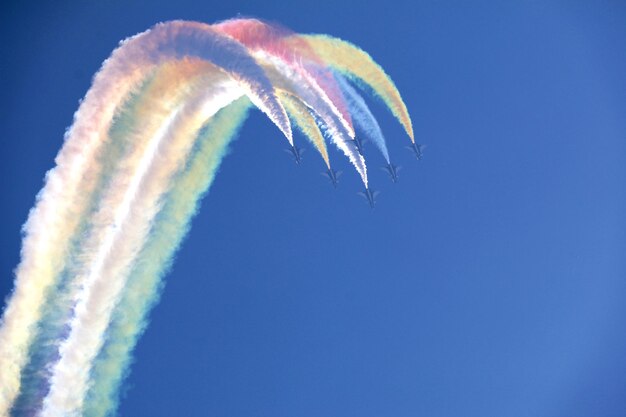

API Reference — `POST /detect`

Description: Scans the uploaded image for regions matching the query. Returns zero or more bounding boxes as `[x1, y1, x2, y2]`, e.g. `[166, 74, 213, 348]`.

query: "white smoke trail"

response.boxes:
[0, 19, 415, 416]
[279, 91, 330, 168]
[83, 96, 252, 417]
[0, 41, 152, 417]
[258, 53, 367, 186]
[40, 74, 244, 416]
[213, 18, 355, 138]
[0, 21, 292, 414]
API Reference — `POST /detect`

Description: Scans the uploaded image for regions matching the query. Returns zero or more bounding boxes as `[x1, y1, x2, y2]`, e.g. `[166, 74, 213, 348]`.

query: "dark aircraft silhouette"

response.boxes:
[382, 163, 401, 183]
[284, 145, 305, 164]
[407, 142, 425, 160]
[322, 168, 343, 188]
[353, 136, 366, 155]
[357, 188, 380, 208]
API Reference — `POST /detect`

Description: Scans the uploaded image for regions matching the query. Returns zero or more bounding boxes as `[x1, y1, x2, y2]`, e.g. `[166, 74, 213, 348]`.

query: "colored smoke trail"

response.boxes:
[336, 74, 390, 163]
[84, 97, 252, 417]
[214, 18, 355, 138]
[298, 34, 415, 143]
[280, 92, 330, 168]
[0, 19, 412, 416]
[260, 55, 368, 184]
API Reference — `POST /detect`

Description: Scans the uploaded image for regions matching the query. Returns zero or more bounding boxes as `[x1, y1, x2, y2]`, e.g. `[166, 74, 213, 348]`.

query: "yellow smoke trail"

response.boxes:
[259, 55, 367, 186]
[84, 97, 251, 417]
[0, 20, 413, 415]
[298, 34, 414, 142]
[41, 64, 244, 415]
[256, 58, 330, 167]
[279, 92, 331, 169]
[0, 27, 245, 411]
[0, 43, 153, 417]
[1, 19, 294, 411]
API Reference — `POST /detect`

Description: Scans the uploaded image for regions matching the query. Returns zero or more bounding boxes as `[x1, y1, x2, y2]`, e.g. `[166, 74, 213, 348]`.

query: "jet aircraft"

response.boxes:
[285, 145, 305, 164]
[358, 188, 380, 208]
[353, 136, 366, 155]
[407, 143, 425, 160]
[322, 168, 343, 188]
[382, 163, 401, 183]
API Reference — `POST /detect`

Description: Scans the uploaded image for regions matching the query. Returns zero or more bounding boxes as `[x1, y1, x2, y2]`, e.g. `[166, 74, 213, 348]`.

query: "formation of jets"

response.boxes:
[285, 138, 425, 208]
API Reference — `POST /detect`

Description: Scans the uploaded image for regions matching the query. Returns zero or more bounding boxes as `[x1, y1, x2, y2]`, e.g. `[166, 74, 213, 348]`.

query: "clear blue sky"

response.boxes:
[1, 1, 625, 416]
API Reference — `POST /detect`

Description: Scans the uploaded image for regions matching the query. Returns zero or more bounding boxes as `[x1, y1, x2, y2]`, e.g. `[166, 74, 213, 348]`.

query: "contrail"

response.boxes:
[0, 19, 413, 416]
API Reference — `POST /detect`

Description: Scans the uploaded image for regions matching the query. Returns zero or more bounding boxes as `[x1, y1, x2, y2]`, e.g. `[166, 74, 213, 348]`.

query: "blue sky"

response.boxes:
[1, 1, 625, 416]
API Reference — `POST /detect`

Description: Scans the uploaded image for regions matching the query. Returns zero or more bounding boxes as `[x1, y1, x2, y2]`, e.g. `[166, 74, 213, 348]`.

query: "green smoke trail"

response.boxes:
[83, 97, 251, 417]
[9, 76, 160, 416]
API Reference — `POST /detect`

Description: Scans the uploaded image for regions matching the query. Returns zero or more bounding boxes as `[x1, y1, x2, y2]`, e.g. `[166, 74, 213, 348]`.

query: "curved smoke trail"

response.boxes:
[336, 74, 391, 163]
[0, 19, 412, 416]
[297, 34, 414, 142]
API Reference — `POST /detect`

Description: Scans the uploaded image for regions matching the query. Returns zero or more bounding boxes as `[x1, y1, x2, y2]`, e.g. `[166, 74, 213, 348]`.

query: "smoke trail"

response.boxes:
[335, 74, 390, 163]
[0, 21, 291, 414]
[10, 60, 227, 415]
[0, 50, 150, 417]
[41, 71, 244, 415]
[215, 18, 354, 138]
[9, 75, 161, 416]
[297, 34, 414, 142]
[215, 19, 367, 185]
[83, 97, 251, 417]
[0, 19, 412, 415]
[279, 92, 330, 169]
[141, 21, 292, 142]
[259, 59, 366, 184]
